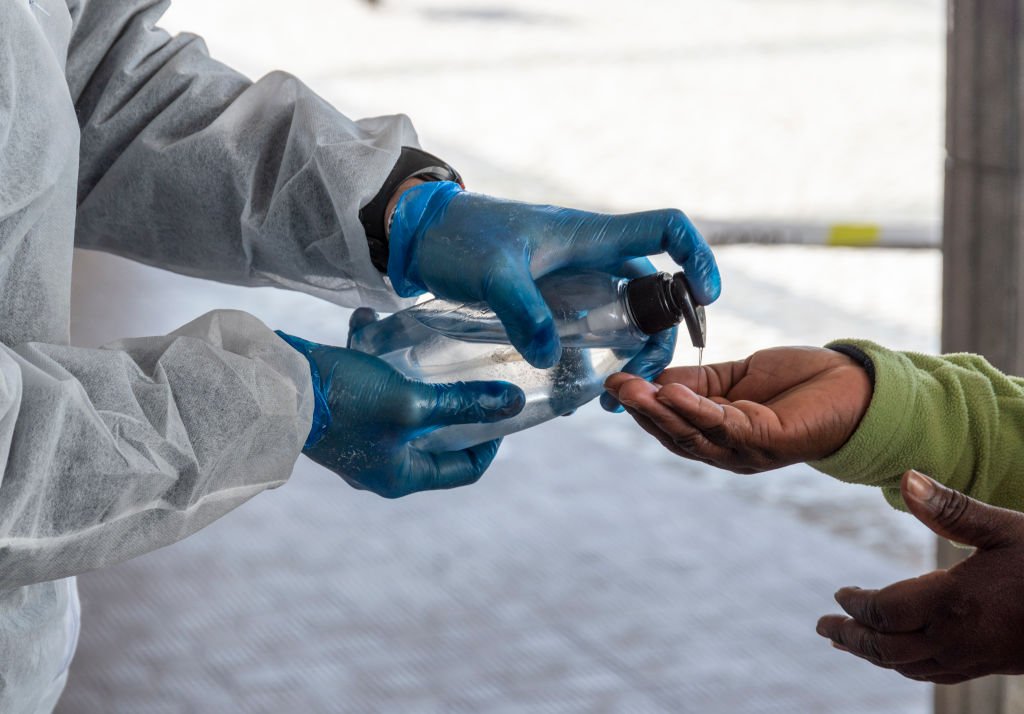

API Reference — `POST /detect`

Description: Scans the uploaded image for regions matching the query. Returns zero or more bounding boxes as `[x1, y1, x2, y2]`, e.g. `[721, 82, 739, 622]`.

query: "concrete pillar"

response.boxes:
[940, 1, 1024, 711]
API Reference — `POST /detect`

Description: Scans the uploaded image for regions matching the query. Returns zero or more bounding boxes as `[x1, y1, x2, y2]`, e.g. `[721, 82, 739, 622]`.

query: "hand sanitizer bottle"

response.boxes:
[349, 269, 706, 451]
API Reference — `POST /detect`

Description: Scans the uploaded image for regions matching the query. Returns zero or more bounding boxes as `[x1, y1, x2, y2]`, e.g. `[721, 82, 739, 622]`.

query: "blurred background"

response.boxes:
[56, 1, 944, 712]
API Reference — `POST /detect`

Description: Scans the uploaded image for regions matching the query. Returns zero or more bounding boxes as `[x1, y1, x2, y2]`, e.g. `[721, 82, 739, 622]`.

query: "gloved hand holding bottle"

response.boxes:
[276, 330, 525, 498]
[601, 258, 680, 412]
[386, 181, 721, 395]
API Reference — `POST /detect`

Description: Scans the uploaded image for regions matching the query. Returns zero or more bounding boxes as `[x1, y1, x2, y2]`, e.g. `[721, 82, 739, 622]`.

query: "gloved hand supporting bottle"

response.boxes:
[598, 257, 679, 412]
[387, 182, 720, 373]
[276, 331, 525, 498]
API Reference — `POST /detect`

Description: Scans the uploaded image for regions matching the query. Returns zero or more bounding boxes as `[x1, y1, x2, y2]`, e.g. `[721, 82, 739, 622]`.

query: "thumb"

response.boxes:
[901, 470, 1021, 549]
[657, 209, 722, 305]
[347, 307, 379, 348]
[417, 380, 526, 428]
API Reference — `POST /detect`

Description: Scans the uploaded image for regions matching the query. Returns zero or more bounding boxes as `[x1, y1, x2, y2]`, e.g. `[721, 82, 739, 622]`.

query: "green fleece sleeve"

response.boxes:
[809, 340, 1024, 512]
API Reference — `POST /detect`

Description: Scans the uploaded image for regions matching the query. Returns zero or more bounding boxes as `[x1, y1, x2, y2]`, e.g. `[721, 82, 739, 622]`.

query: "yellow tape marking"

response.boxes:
[827, 224, 882, 247]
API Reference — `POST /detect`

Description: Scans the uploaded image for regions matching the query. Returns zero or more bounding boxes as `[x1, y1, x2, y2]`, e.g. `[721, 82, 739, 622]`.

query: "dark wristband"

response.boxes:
[828, 344, 876, 386]
[359, 146, 463, 274]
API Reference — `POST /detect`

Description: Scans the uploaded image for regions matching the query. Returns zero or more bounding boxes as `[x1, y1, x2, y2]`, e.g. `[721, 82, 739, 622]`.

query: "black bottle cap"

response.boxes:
[624, 272, 707, 348]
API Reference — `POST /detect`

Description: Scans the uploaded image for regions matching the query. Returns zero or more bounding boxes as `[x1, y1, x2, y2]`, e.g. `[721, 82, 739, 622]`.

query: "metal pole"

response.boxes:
[940, 1, 1024, 711]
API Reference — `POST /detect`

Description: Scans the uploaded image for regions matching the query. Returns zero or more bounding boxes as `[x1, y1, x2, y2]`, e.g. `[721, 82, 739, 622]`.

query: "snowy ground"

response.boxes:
[56, 1, 945, 712]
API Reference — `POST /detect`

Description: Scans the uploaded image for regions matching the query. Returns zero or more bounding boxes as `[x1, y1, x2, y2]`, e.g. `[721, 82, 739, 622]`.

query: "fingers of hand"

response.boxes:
[614, 379, 707, 441]
[834, 582, 933, 634]
[607, 209, 721, 304]
[599, 391, 626, 414]
[901, 470, 1020, 550]
[617, 334, 678, 384]
[660, 209, 722, 304]
[657, 360, 739, 398]
[605, 372, 640, 395]
[893, 660, 970, 685]
[654, 383, 732, 437]
[392, 439, 502, 497]
[816, 615, 931, 666]
[420, 380, 526, 428]
[602, 373, 629, 412]
[617, 377, 734, 449]
[625, 404, 707, 458]
[604, 371, 653, 414]
[830, 652, 967, 685]
[611, 377, 738, 464]
[611, 373, 787, 473]
[483, 263, 561, 369]
[655, 366, 705, 391]
[347, 307, 380, 347]
[428, 438, 502, 490]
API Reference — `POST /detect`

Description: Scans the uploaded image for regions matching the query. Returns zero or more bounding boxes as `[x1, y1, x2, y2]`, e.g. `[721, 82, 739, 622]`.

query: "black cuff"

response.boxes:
[359, 147, 463, 274]
[828, 344, 876, 386]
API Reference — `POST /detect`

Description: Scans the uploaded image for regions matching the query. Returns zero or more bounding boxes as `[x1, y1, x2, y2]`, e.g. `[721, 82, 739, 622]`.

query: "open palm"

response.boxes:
[605, 346, 873, 473]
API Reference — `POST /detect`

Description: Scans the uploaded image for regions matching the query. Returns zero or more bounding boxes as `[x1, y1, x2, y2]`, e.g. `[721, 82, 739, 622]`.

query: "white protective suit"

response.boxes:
[0, 0, 418, 710]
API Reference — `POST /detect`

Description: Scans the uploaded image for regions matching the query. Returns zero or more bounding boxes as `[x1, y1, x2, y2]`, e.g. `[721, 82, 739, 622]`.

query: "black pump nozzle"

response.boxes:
[670, 272, 707, 349]
[624, 271, 707, 348]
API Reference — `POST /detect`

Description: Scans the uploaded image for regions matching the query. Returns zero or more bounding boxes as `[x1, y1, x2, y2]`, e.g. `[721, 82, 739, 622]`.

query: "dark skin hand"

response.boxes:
[604, 346, 872, 474]
[607, 349, 1024, 683]
[817, 470, 1024, 684]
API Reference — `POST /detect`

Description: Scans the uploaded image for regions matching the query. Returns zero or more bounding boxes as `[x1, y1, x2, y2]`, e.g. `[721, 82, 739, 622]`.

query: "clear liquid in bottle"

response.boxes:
[349, 269, 703, 451]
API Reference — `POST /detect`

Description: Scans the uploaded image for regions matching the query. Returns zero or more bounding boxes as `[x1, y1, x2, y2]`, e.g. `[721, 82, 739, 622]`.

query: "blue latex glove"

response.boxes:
[276, 331, 525, 498]
[388, 181, 721, 369]
[599, 258, 679, 413]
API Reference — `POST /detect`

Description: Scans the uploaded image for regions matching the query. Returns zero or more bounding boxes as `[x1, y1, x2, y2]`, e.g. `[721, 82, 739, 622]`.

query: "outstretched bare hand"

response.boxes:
[817, 471, 1024, 684]
[604, 346, 872, 474]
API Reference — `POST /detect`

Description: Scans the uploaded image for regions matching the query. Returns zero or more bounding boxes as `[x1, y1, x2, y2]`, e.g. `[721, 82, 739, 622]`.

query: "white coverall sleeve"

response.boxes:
[0, 311, 313, 591]
[0, 1, 315, 593]
[66, 0, 420, 312]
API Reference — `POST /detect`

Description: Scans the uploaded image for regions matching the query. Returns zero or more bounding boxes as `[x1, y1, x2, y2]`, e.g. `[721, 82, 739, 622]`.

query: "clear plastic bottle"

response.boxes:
[349, 269, 705, 451]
